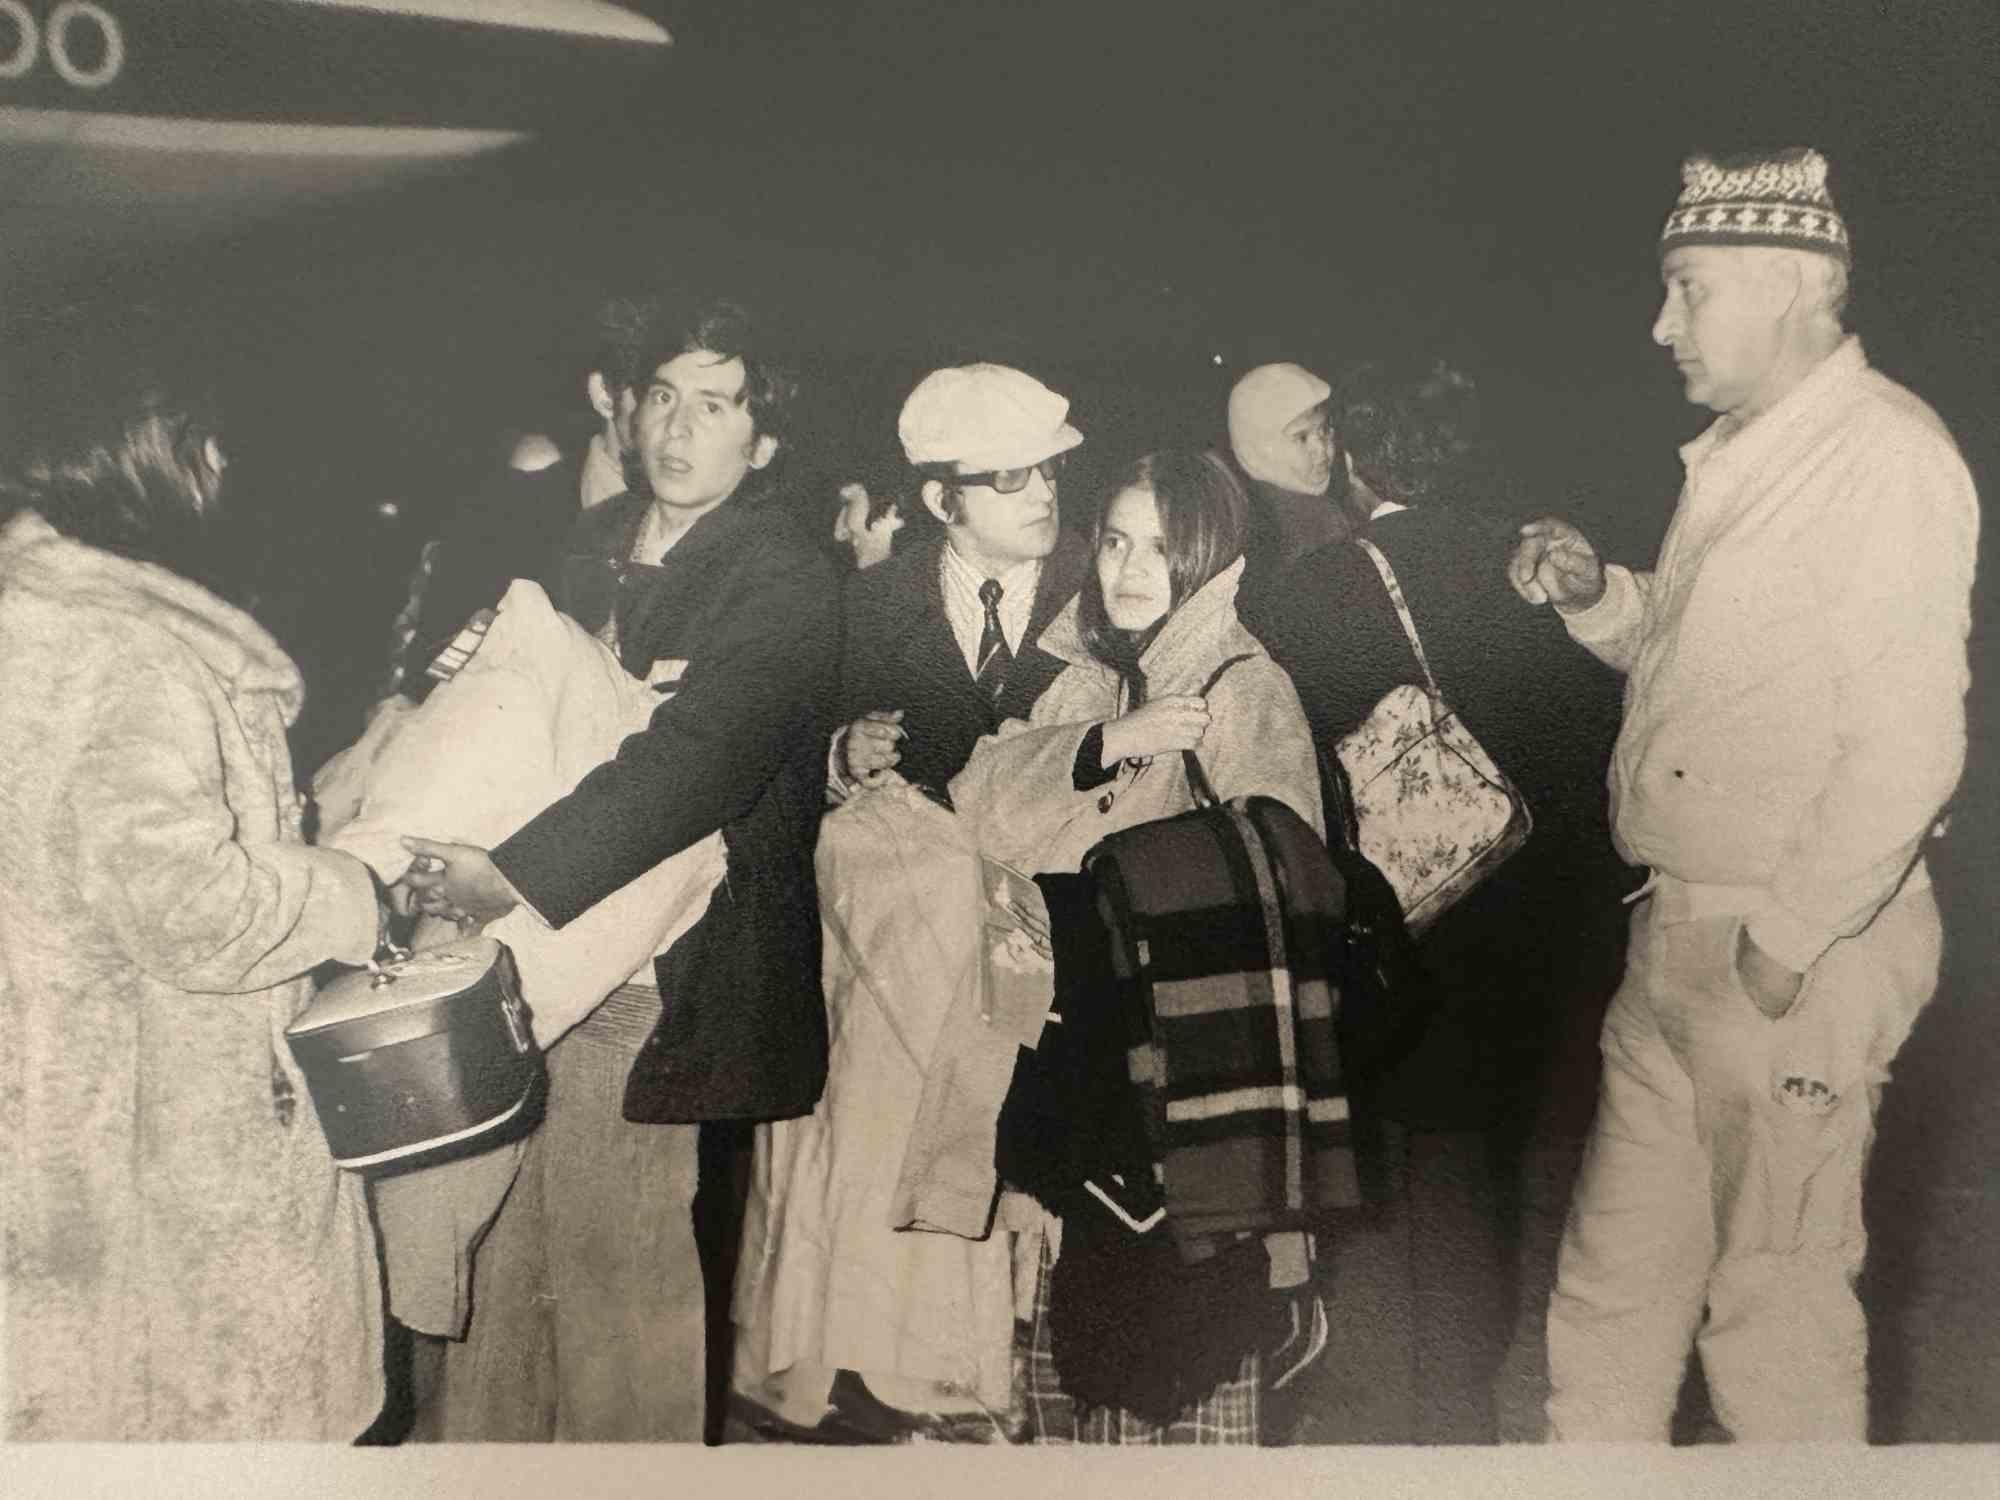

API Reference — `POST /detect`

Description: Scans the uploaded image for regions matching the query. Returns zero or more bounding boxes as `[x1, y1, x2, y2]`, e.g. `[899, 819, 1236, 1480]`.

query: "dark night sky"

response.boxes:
[7, 0, 1997, 769]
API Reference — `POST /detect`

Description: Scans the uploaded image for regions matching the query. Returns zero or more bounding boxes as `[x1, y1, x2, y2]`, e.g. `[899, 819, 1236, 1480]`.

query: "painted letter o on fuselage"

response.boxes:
[47, 1, 123, 89]
[0, 1, 40, 81]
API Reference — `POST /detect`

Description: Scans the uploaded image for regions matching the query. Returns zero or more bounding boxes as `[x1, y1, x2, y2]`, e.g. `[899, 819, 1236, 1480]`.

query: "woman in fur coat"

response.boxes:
[0, 354, 388, 1440]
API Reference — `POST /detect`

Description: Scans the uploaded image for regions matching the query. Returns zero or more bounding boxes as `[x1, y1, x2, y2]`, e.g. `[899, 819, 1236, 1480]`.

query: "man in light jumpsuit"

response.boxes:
[1508, 146, 1978, 1441]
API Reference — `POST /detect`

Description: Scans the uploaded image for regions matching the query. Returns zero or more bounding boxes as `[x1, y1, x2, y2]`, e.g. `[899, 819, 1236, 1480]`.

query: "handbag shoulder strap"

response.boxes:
[1180, 653, 1371, 857]
[1353, 537, 1441, 701]
[1318, 739, 1364, 853]
[1179, 651, 1257, 810]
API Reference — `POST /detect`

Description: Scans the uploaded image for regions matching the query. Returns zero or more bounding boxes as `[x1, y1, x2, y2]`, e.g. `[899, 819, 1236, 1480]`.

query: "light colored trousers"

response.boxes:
[413, 990, 706, 1442]
[1546, 873, 1941, 1442]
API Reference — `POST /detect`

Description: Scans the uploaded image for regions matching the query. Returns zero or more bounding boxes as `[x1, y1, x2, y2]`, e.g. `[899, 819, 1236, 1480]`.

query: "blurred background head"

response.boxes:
[1, 305, 241, 601]
[1336, 357, 1485, 513]
[831, 478, 905, 569]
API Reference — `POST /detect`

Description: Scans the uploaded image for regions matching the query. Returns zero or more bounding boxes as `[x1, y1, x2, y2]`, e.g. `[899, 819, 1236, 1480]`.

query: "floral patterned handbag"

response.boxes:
[1334, 538, 1531, 935]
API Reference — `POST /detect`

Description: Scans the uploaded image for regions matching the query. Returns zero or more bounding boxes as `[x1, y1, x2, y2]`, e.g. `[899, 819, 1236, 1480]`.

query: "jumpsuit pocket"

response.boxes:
[1763, 959, 1849, 1119]
[1720, 916, 1803, 1026]
[1751, 967, 1864, 1256]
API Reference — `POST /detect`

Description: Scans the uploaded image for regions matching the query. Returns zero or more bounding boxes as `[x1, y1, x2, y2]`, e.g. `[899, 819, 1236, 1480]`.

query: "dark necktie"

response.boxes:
[974, 577, 1012, 699]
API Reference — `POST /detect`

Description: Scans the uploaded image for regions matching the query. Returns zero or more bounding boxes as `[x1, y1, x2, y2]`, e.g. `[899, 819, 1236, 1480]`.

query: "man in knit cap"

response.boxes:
[831, 362, 1090, 804]
[1226, 360, 1375, 579]
[1509, 147, 1977, 1440]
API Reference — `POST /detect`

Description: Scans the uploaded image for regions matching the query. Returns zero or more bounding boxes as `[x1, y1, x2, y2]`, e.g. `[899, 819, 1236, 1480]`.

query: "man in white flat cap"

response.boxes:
[726, 365, 1091, 1441]
[1511, 146, 1977, 1441]
[831, 362, 1091, 803]
[1226, 360, 1375, 580]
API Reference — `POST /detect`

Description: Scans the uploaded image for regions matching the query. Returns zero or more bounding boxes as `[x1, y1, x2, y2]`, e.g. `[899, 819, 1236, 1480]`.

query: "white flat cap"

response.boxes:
[899, 363, 1084, 470]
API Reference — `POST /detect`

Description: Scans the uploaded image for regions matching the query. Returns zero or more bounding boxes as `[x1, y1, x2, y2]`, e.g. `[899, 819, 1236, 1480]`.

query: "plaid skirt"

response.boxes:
[1021, 1236, 1260, 1445]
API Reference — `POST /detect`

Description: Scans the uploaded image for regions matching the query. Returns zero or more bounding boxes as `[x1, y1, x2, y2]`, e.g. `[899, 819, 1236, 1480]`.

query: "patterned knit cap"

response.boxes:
[1660, 147, 1851, 267]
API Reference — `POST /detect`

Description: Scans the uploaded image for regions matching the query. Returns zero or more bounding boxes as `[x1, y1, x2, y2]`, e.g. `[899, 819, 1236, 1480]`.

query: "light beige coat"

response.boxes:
[948, 556, 1324, 871]
[889, 558, 1324, 1236]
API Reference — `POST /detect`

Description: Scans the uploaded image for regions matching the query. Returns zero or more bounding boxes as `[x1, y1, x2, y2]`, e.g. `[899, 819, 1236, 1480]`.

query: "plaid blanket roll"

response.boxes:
[1090, 794, 1361, 1257]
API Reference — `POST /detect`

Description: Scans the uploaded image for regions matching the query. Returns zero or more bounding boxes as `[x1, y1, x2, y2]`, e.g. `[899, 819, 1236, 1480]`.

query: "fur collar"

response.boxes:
[0, 510, 303, 720]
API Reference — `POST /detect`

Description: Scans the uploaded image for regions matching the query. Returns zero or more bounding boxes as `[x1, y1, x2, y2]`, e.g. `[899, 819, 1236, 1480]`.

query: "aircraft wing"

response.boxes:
[0, 0, 670, 275]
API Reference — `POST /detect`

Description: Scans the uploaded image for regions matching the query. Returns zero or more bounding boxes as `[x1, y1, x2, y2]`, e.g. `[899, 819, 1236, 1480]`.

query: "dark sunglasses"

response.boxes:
[950, 453, 1067, 495]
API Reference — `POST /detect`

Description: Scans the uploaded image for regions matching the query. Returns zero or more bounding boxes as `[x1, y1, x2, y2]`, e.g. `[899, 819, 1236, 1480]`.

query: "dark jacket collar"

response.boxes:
[574, 472, 794, 574]
[1025, 527, 1091, 652]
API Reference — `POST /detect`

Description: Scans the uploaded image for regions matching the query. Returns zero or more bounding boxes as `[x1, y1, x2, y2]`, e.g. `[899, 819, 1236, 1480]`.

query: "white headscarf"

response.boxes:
[1227, 362, 1333, 494]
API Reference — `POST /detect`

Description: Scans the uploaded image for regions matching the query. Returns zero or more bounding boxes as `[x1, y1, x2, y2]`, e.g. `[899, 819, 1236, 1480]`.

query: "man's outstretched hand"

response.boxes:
[1508, 516, 1607, 614]
[397, 836, 523, 927]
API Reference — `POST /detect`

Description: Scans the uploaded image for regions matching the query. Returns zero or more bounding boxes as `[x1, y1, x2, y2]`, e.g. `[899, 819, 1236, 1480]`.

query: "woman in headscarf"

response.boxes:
[949, 446, 1323, 1445]
[951, 446, 1322, 873]
[0, 332, 389, 1440]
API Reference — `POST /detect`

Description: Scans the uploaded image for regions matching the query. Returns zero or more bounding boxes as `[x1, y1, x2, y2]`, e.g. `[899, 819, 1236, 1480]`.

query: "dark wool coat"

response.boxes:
[491, 482, 841, 1123]
[1240, 472, 1357, 587]
[837, 527, 1091, 804]
[1239, 505, 1633, 1135]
